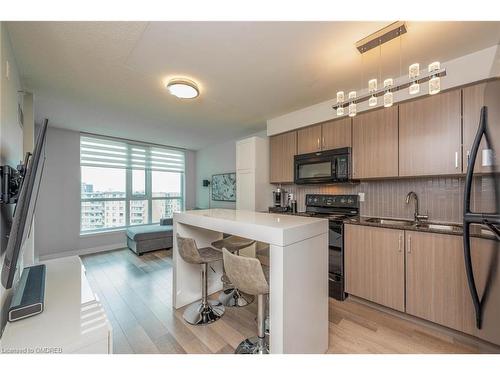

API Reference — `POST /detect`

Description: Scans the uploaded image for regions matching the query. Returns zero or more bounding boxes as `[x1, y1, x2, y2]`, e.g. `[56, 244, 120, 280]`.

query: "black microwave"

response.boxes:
[294, 147, 353, 184]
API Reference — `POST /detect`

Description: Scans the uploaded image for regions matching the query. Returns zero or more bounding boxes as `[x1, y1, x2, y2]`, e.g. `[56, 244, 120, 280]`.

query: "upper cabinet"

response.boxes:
[297, 124, 322, 154]
[399, 89, 462, 177]
[321, 118, 352, 150]
[352, 106, 398, 179]
[270, 131, 297, 184]
[463, 82, 500, 174]
[297, 118, 352, 155]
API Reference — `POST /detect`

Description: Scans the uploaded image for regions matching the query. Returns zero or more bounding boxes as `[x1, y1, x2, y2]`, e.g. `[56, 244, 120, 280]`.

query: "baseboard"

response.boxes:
[38, 242, 126, 261]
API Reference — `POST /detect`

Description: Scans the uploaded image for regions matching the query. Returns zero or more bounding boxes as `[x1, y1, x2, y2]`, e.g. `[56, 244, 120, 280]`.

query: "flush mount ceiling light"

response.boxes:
[333, 21, 447, 117]
[166, 79, 199, 99]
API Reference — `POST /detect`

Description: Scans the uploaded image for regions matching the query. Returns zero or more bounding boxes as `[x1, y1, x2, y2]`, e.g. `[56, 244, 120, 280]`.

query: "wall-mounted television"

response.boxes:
[1, 119, 48, 289]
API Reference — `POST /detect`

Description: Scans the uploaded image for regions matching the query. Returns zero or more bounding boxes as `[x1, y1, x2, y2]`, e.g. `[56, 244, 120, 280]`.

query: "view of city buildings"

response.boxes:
[81, 182, 181, 232]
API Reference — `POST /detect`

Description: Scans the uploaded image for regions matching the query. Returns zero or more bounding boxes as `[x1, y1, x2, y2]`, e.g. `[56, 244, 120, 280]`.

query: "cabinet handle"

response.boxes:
[407, 235, 412, 253]
[322, 136, 325, 149]
[455, 151, 459, 169]
[317, 138, 320, 150]
[398, 234, 402, 252]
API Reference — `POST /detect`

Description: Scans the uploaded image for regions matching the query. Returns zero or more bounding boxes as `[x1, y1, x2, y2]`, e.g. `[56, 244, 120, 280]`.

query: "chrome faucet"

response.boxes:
[405, 191, 429, 222]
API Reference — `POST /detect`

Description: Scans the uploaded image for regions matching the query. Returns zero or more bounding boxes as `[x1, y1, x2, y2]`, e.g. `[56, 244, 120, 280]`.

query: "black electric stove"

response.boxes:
[303, 194, 359, 300]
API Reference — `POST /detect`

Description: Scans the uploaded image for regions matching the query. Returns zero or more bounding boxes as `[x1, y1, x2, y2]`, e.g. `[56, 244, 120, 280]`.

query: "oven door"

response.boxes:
[328, 221, 343, 275]
[294, 154, 334, 184]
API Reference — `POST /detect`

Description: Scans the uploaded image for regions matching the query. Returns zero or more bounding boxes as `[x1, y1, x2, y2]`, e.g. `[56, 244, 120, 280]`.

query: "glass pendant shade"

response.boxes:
[429, 76, 440, 95]
[409, 82, 420, 95]
[368, 79, 377, 92]
[368, 95, 377, 107]
[348, 102, 357, 117]
[383, 91, 393, 107]
[409, 63, 420, 79]
[336, 106, 344, 116]
[336, 91, 345, 104]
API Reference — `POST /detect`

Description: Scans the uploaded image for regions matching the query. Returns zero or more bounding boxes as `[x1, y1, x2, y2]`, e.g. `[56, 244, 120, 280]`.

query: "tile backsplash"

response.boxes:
[278, 176, 495, 224]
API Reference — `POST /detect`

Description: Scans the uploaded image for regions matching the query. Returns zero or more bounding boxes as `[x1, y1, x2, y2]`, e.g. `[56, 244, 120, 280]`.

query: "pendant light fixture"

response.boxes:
[332, 22, 447, 117]
[428, 61, 441, 95]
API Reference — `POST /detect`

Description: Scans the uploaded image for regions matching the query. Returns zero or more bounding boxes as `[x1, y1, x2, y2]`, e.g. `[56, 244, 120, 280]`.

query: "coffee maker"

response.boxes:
[273, 188, 285, 207]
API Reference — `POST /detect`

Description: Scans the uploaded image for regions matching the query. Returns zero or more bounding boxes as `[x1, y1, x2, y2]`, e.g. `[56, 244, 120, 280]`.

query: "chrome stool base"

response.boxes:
[183, 299, 225, 325]
[235, 336, 269, 354]
[219, 288, 254, 307]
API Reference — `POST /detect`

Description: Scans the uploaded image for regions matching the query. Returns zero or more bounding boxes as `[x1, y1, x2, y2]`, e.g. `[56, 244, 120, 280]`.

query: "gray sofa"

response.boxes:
[126, 219, 173, 255]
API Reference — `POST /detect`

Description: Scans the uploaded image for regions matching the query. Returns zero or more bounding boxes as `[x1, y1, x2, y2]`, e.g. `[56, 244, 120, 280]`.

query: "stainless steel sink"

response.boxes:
[365, 218, 415, 227]
[415, 222, 462, 232]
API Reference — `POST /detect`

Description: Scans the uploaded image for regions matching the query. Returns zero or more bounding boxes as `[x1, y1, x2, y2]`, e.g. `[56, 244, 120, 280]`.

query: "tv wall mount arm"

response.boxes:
[0, 152, 31, 205]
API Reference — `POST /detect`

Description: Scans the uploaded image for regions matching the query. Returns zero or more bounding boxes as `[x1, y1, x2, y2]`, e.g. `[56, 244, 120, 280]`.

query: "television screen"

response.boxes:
[1, 119, 48, 289]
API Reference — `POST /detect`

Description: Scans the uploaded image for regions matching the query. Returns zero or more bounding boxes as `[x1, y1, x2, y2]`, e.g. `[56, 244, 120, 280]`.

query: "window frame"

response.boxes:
[80, 137, 185, 234]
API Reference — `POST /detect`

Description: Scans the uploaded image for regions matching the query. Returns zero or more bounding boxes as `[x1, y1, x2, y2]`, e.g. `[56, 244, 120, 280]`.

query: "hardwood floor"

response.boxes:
[81, 248, 489, 354]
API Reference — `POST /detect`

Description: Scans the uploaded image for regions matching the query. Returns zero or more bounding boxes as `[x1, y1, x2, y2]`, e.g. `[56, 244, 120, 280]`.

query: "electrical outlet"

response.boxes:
[6, 60, 10, 80]
[358, 192, 365, 202]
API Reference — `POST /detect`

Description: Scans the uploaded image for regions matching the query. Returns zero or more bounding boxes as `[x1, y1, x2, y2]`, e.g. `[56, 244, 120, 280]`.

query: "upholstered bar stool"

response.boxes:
[176, 235, 225, 325]
[211, 235, 256, 307]
[222, 249, 269, 354]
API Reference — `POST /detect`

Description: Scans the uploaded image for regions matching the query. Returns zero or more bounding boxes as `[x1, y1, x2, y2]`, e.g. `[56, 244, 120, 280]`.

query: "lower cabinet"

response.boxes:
[405, 231, 475, 334]
[345, 225, 500, 345]
[344, 224, 405, 312]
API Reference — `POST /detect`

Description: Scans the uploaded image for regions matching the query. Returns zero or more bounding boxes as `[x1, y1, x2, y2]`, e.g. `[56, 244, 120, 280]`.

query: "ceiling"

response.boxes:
[7, 21, 500, 150]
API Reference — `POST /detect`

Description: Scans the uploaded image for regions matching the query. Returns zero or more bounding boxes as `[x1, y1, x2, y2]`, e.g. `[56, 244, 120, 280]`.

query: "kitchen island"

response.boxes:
[173, 209, 329, 354]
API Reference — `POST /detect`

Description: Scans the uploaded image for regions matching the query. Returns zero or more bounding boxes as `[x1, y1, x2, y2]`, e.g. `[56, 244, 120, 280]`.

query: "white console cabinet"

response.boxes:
[236, 136, 273, 212]
[1, 256, 112, 354]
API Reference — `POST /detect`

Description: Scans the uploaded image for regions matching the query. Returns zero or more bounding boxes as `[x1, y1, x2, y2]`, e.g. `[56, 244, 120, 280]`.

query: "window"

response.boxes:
[80, 135, 185, 233]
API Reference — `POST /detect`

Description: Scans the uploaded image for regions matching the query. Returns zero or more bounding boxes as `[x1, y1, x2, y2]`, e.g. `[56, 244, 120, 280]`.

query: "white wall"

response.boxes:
[34, 127, 197, 260]
[0, 22, 24, 337]
[195, 130, 268, 209]
[267, 44, 500, 135]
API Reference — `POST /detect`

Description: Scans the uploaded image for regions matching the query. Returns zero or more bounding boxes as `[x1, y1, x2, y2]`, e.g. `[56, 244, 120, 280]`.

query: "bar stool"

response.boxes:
[176, 235, 225, 325]
[222, 248, 269, 354]
[211, 235, 256, 307]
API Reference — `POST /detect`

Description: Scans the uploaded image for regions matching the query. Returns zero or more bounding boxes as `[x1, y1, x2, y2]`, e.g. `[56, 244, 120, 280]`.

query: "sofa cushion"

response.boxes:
[126, 224, 173, 242]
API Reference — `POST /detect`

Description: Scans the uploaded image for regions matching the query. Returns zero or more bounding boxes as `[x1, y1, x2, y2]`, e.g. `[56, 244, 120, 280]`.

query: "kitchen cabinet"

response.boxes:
[297, 124, 322, 154]
[269, 131, 297, 183]
[406, 231, 500, 344]
[405, 231, 474, 333]
[463, 81, 500, 174]
[352, 106, 398, 179]
[321, 118, 352, 150]
[344, 224, 405, 312]
[236, 136, 272, 211]
[399, 89, 462, 176]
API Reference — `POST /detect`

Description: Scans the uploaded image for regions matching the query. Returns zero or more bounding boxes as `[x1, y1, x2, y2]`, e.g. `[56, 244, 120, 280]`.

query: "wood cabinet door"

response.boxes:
[344, 224, 405, 312]
[463, 82, 500, 174]
[352, 107, 398, 179]
[321, 118, 351, 150]
[405, 231, 471, 332]
[399, 90, 461, 176]
[269, 131, 297, 183]
[297, 124, 322, 154]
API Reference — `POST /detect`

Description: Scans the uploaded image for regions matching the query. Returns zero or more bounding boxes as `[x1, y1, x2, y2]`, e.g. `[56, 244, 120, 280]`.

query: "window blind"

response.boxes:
[80, 135, 185, 172]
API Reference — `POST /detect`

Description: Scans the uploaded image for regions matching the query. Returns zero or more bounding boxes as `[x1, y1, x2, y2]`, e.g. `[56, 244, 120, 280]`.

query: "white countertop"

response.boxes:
[174, 209, 328, 246]
[1, 256, 111, 353]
